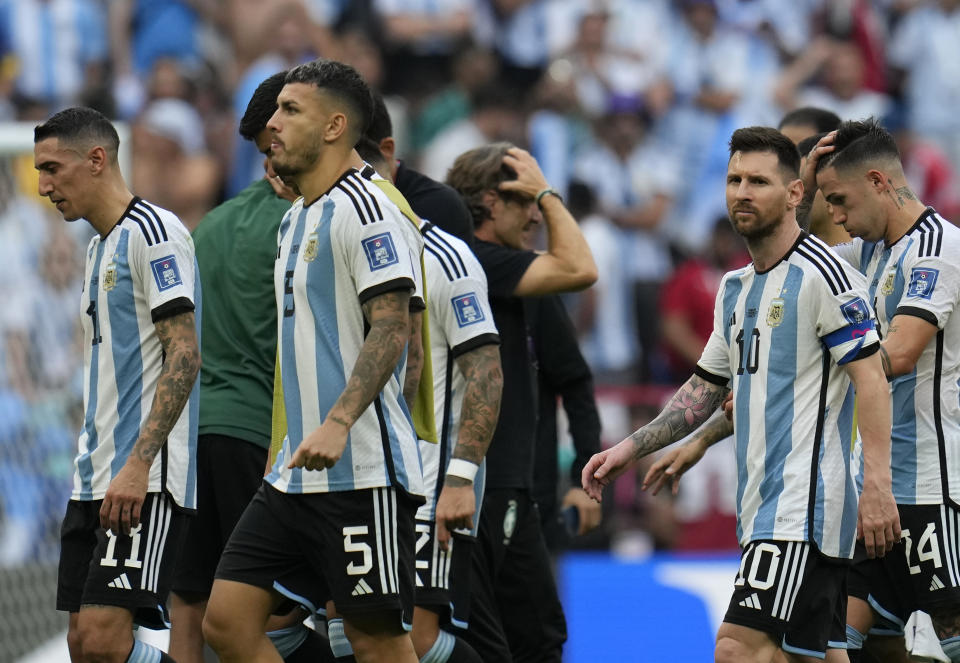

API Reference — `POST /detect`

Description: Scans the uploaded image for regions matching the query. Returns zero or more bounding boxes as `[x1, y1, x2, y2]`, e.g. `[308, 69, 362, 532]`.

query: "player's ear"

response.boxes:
[323, 111, 348, 143]
[786, 177, 803, 208]
[866, 169, 886, 192]
[87, 145, 108, 175]
[379, 136, 396, 163]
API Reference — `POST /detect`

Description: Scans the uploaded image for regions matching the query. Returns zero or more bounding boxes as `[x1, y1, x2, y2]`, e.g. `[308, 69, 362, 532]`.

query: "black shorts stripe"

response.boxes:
[427, 227, 468, 276]
[347, 173, 383, 220]
[337, 183, 371, 225]
[785, 543, 810, 621]
[141, 494, 172, 592]
[138, 202, 169, 242]
[942, 505, 960, 587]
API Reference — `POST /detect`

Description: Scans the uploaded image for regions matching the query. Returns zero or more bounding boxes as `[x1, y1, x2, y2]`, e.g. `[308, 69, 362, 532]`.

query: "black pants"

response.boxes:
[460, 489, 566, 663]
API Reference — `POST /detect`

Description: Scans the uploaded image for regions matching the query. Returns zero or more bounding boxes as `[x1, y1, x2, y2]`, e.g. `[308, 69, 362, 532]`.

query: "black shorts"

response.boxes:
[171, 434, 267, 596]
[850, 503, 960, 629]
[57, 493, 188, 629]
[414, 519, 474, 628]
[724, 540, 848, 658]
[216, 482, 418, 625]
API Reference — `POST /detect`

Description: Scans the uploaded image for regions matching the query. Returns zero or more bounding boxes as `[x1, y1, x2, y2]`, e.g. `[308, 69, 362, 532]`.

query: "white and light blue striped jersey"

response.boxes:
[415, 222, 499, 533]
[834, 208, 960, 507]
[75, 197, 200, 509]
[268, 168, 424, 497]
[697, 233, 879, 559]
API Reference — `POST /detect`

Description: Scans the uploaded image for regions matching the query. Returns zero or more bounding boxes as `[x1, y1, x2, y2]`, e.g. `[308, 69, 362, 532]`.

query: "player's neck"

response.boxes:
[883, 197, 927, 246]
[748, 218, 801, 272]
[296, 146, 356, 205]
[87, 181, 135, 237]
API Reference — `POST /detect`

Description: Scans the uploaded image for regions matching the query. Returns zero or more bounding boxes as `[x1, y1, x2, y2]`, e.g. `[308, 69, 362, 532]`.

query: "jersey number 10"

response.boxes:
[736, 327, 761, 375]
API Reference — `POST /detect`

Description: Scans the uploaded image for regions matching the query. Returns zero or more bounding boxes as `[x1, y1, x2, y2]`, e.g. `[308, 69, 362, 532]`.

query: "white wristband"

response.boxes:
[446, 459, 479, 483]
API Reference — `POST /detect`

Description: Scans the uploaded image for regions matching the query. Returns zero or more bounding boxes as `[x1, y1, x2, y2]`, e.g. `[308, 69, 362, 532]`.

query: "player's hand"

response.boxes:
[799, 130, 837, 197]
[266, 172, 298, 203]
[288, 417, 349, 471]
[561, 488, 602, 535]
[642, 438, 708, 496]
[435, 478, 475, 551]
[499, 147, 550, 199]
[857, 478, 901, 558]
[581, 440, 636, 502]
[722, 392, 734, 421]
[100, 458, 149, 535]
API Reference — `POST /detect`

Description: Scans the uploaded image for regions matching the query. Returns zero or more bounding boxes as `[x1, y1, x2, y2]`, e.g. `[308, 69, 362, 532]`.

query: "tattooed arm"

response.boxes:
[880, 314, 938, 379]
[642, 408, 734, 496]
[101, 311, 201, 534]
[581, 374, 728, 501]
[288, 289, 411, 471]
[434, 344, 503, 547]
[403, 310, 423, 410]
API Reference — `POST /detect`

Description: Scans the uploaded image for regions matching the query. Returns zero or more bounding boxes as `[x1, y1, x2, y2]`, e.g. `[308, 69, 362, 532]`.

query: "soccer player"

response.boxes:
[809, 119, 960, 663]
[778, 107, 842, 148]
[355, 134, 501, 663]
[35, 107, 201, 663]
[202, 60, 422, 663]
[583, 126, 900, 663]
[167, 71, 330, 663]
[446, 143, 597, 662]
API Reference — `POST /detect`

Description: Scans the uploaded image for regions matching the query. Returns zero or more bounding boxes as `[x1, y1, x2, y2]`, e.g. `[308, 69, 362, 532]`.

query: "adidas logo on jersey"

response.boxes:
[351, 578, 375, 596]
[930, 575, 945, 592]
[738, 593, 761, 610]
[108, 573, 132, 590]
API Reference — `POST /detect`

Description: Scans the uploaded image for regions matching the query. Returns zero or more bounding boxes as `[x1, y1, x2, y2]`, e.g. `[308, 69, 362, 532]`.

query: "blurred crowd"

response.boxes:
[3, 0, 960, 563]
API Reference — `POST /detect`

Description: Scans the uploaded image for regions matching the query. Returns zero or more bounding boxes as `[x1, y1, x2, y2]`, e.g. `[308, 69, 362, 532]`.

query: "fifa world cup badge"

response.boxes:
[303, 230, 319, 262]
[103, 255, 118, 291]
[766, 298, 785, 327]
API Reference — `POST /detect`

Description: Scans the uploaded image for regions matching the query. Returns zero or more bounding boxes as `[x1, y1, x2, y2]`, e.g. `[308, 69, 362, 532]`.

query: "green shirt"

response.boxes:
[193, 179, 291, 448]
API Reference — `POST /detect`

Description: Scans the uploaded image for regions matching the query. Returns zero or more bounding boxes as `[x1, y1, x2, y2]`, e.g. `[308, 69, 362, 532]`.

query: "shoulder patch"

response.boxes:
[362, 232, 399, 270]
[452, 292, 486, 327]
[840, 297, 869, 324]
[906, 267, 939, 299]
[150, 255, 183, 291]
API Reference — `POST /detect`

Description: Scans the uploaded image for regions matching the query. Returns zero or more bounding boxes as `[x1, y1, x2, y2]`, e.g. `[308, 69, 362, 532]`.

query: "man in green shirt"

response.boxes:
[168, 70, 325, 663]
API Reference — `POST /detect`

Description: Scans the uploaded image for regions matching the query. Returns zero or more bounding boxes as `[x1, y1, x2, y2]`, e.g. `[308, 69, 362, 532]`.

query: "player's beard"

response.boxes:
[728, 203, 785, 242]
[271, 133, 324, 179]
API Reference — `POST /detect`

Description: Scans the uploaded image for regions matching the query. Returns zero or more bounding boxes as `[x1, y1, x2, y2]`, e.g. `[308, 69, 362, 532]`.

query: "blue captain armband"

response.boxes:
[823, 318, 877, 365]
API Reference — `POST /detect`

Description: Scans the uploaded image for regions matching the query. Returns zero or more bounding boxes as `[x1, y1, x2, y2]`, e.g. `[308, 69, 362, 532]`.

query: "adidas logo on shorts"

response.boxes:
[351, 578, 375, 596]
[930, 575, 945, 592]
[738, 593, 761, 610]
[108, 573, 132, 590]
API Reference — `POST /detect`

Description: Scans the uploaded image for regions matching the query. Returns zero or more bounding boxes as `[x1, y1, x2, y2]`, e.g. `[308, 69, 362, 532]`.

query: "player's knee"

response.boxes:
[410, 623, 440, 659]
[74, 625, 128, 663]
[66, 627, 84, 663]
[715, 636, 753, 663]
[201, 604, 239, 656]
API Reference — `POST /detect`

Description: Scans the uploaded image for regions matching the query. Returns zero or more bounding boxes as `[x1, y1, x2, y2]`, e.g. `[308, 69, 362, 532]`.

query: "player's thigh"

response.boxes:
[724, 540, 847, 660]
[715, 622, 779, 663]
[75, 604, 135, 659]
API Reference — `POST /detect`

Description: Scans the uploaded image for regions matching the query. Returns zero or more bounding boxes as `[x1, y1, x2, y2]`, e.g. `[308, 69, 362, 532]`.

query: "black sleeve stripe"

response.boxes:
[796, 246, 841, 296]
[894, 305, 939, 328]
[918, 216, 943, 257]
[129, 207, 161, 245]
[918, 219, 932, 257]
[340, 178, 377, 225]
[450, 332, 501, 359]
[357, 277, 416, 305]
[349, 173, 383, 220]
[424, 243, 455, 281]
[424, 230, 463, 279]
[138, 201, 169, 242]
[151, 296, 195, 323]
[803, 237, 851, 291]
[126, 214, 155, 246]
[336, 184, 370, 225]
[430, 228, 469, 276]
[933, 214, 944, 256]
[694, 365, 729, 386]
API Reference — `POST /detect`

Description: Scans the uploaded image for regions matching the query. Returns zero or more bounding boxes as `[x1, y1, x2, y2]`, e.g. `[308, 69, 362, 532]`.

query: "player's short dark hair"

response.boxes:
[364, 91, 393, 143]
[34, 107, 120, 161]
[729, 126, 800, 180]
[355, 135, 386, 171]
[285, 59, 373, 143]
[446, 142, 532, 228]
[816, 117, 900, 175]
[778, 107, 842, 134]
[796, 131, 830, 156]
[239, 70, 287, 141]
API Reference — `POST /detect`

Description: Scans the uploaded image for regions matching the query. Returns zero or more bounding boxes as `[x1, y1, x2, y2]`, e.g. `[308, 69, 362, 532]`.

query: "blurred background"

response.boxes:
[1, 0, 959, 660]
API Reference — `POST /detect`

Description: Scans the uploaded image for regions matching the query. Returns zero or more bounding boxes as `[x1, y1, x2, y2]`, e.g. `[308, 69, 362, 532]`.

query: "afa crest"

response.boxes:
[303, 231, 319, 262]
[102, 256, 118, 291]
[766, 298, 785, 327]
[880, 269, 896, 296]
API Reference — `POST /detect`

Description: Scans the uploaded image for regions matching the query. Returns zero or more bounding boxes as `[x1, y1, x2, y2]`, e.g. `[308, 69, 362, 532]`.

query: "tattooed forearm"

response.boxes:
[628, 375, 728, 461]
[452, 344, 503, 466]
[134, 312, 201, 464]
[796, 192, 816, 231]
[403, 311, 423, 410]
[879, 344, 893, 379]
[333, 290, 411, 426]
[698, 412, 735, 447]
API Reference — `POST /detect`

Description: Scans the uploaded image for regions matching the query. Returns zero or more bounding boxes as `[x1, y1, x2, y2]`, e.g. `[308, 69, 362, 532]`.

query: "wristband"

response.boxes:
[535, 187, 562, 209]
[446, 459, 479, 483]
